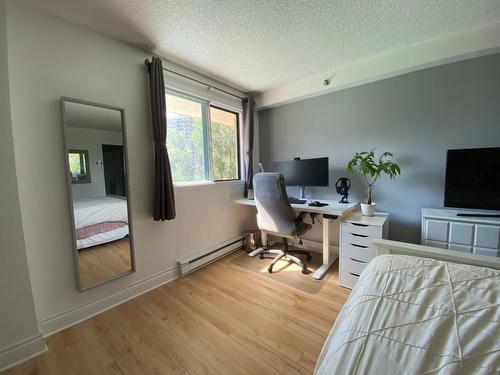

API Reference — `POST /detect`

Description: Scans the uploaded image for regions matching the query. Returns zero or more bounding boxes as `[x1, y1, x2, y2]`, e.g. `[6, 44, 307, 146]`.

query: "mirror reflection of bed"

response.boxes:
[74, 196, 131, 287]
[63, 98, 134, 290]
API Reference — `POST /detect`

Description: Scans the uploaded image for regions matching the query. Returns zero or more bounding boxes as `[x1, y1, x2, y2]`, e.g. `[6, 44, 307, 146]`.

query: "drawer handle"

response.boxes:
[351, 223, 369, 227]
[351, 233, 368, 238]
[349, 272, 360, 277]
[349, 258, 366, 264]
[351, 243, 368, 248]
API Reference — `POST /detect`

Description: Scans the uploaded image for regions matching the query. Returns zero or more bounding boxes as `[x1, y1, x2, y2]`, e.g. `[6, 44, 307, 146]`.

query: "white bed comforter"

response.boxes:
[73, 197, 128, 229]
[315, 255, 500, 375]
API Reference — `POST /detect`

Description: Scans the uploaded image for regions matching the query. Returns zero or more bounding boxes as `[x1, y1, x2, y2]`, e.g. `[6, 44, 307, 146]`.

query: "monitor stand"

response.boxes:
[298, 186, 306, 199]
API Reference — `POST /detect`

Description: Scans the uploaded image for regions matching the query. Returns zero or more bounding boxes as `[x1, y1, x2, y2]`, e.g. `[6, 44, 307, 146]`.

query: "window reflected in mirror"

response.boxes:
[68, 149, 91, 184]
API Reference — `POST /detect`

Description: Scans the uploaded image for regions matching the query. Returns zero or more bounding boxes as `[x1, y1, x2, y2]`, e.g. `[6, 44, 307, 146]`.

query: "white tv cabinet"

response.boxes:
[421, 208, 500, 257]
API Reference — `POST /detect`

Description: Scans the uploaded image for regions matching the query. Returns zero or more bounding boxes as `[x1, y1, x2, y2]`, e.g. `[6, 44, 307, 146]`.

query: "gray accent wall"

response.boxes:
[259, 53, 500, 244]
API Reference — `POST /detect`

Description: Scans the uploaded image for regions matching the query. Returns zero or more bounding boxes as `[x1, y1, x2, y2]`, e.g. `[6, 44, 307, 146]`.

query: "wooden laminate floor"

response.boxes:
[4, 250, 350, 375]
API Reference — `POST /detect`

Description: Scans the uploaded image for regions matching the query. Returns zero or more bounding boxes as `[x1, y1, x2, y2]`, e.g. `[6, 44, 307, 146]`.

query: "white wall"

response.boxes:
[66, 127, 123, 199]
[0, 0, 46, 370]
[5, 1, 256, 334]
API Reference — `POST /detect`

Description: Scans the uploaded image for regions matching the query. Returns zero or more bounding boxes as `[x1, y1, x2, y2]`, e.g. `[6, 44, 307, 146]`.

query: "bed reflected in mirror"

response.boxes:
[62, 97, 135, 290]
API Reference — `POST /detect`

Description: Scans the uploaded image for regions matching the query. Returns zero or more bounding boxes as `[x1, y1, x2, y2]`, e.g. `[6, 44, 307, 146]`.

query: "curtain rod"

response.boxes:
[144, 59, 245, 100]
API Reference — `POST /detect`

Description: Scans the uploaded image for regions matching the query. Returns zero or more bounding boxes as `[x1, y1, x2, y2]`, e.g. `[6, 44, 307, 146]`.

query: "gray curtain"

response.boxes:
[242, 97, 255, 198]
[147, 56, 176, 221]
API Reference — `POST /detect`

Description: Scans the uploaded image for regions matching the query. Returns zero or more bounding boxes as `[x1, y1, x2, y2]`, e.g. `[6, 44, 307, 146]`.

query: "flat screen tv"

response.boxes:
[444, 147, 500, 210]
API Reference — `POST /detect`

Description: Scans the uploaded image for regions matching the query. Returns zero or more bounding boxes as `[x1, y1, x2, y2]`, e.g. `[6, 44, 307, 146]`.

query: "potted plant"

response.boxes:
[347, 150, 401, 216]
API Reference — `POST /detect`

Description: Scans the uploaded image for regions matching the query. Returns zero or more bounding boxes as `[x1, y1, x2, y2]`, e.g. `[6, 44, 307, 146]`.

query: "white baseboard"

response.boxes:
[38, 264, 179, 337]
[0, 334, 47, 373]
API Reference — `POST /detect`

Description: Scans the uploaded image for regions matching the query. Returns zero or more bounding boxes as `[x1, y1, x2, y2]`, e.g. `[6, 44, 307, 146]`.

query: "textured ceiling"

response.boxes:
[20, 0, 500, 93]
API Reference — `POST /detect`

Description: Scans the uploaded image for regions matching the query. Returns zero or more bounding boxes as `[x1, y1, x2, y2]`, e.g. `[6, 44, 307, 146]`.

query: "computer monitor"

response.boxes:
[272, 157, 329, 198]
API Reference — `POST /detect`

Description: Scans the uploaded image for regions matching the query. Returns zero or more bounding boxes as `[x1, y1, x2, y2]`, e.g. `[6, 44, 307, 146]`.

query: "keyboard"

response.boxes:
[288, 197, 307, 204]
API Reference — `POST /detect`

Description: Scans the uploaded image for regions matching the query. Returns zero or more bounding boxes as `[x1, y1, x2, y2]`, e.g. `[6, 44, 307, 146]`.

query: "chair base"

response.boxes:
[259, 238, 312, 274]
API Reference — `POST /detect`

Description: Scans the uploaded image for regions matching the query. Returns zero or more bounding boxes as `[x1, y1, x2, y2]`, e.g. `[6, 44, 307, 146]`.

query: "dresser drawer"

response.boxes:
[448, 243, 472, 253]
[341, 256, 368, 275]
[474, 247, 500, 257]
[340, 268, 360, 289]
[424, 240, 448, 249]
[342, 231, 374, 248]
[341, 241, 377, 262]
[341, 222, 381, 238]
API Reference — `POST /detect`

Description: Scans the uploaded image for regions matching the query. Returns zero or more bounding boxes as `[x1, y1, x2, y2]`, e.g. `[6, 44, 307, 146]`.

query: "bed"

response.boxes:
[315, 241, 500, 374]
[73, 197, 129, 249]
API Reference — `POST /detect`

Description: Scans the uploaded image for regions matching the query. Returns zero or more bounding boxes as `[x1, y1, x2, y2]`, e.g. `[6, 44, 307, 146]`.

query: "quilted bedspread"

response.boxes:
[315, 255, 500, 374]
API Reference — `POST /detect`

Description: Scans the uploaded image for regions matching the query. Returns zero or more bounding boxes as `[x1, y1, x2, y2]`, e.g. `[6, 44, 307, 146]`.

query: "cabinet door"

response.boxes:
[449, 222, 473, 245]
[474, 225, 500, 249]
[425, 220, 449, 242]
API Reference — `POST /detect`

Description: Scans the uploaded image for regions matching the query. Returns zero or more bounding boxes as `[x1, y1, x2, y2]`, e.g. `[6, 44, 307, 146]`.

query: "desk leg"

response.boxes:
[312, 217, 338, 280]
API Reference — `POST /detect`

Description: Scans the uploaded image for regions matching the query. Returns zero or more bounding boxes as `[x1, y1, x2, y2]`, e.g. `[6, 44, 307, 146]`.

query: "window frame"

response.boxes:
[210, 104, 241, 183]
[165, 89, 242, 184]
[68, 149, 91, 184]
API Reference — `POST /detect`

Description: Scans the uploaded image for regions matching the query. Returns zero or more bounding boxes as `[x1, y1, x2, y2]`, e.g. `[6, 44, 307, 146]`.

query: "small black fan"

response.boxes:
[336, 177, 351, 204]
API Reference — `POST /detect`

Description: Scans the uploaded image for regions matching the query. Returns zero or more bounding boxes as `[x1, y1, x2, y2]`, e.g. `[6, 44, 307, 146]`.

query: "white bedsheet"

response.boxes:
[315, 255, 500, 374]
[73, 197, 128, 229]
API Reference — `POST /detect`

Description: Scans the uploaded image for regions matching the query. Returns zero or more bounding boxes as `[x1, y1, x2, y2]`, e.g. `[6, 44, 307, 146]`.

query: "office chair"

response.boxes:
[253, 173, 312, 274]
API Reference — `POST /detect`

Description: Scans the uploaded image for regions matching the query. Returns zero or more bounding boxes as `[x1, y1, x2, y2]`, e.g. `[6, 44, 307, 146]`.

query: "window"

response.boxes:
[166, 91, 240, 183]
[68, 149, 91, 184]
[210, 106, 239, 181]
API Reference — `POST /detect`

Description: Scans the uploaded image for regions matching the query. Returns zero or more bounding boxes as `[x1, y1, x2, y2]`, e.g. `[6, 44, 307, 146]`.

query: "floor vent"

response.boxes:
[177, 237, 243, 276]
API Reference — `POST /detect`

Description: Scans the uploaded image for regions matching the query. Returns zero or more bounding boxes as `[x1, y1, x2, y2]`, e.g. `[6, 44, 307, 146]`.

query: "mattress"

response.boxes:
[315, 255, 500, 374]
[73, 197, 128, 229]
[73, 197, 129, 249]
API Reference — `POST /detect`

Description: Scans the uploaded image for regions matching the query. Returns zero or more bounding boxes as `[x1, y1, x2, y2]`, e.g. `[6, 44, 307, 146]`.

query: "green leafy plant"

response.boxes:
[347, 150, 401, 204]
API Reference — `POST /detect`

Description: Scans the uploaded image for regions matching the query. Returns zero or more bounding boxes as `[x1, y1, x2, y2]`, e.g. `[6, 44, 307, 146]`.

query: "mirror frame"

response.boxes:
[61, 96, 136, 292]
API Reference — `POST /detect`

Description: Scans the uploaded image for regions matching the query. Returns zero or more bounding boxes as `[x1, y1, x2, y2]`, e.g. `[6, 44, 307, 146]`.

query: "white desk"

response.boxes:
[234, 198, 359, 279]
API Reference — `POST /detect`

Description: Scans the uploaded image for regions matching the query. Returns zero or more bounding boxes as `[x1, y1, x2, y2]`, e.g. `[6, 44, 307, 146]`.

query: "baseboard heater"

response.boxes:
[177, 236, 243, 276]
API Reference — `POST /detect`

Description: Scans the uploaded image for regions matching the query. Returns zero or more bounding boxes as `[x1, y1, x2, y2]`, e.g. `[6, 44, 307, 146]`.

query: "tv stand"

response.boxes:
[421, 208, 500, 257]
[457, 213, 500, 218]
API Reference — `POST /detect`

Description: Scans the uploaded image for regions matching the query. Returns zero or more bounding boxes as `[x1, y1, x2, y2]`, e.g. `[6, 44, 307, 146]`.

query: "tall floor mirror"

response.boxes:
[61, 97, 135, 291]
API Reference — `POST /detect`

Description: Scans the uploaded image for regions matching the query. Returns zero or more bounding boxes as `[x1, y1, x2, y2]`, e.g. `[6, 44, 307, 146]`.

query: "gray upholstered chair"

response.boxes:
[253, 173, 312, 273]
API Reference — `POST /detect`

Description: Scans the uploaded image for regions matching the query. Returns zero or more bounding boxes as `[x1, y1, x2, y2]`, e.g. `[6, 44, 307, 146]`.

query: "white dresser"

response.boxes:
[339, 212, 389, 289]
[421, 208, 500, 257]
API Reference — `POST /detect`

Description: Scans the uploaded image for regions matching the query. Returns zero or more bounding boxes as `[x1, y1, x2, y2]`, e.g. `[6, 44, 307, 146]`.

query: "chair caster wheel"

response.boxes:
[302, 267, 308, 274]
[259, 253, 264, 259]
[268, 266, 273, 273]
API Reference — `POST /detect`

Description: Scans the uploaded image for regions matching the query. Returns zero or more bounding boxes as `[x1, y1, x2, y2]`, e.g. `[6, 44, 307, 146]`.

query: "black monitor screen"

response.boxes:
[272, 157, 329, 187]
[444, 147, 500, 210]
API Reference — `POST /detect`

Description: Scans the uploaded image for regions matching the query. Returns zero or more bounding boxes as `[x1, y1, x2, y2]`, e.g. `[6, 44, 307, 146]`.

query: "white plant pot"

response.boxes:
[361, 203, 376, 216]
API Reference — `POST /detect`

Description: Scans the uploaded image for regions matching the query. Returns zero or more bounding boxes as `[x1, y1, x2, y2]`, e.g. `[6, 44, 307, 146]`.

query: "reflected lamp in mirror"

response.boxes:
[68, 149, 91, 184]
[62, 97, 135, 291]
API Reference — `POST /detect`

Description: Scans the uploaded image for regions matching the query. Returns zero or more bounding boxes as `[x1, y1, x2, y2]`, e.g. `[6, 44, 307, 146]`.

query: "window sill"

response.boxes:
[173, 179, 244, 192]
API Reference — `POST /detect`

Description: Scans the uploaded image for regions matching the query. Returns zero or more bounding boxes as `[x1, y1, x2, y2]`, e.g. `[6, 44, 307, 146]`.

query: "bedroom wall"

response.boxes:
[0, 0, 45, 369]
[5, 1, 255, 333]
[66, 127, 123, 200]
[259, 52, 500, 244]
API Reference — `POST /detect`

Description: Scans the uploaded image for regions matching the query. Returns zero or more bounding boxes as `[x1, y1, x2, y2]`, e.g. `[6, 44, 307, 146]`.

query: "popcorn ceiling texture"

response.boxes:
[20, 0, 500, 92]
